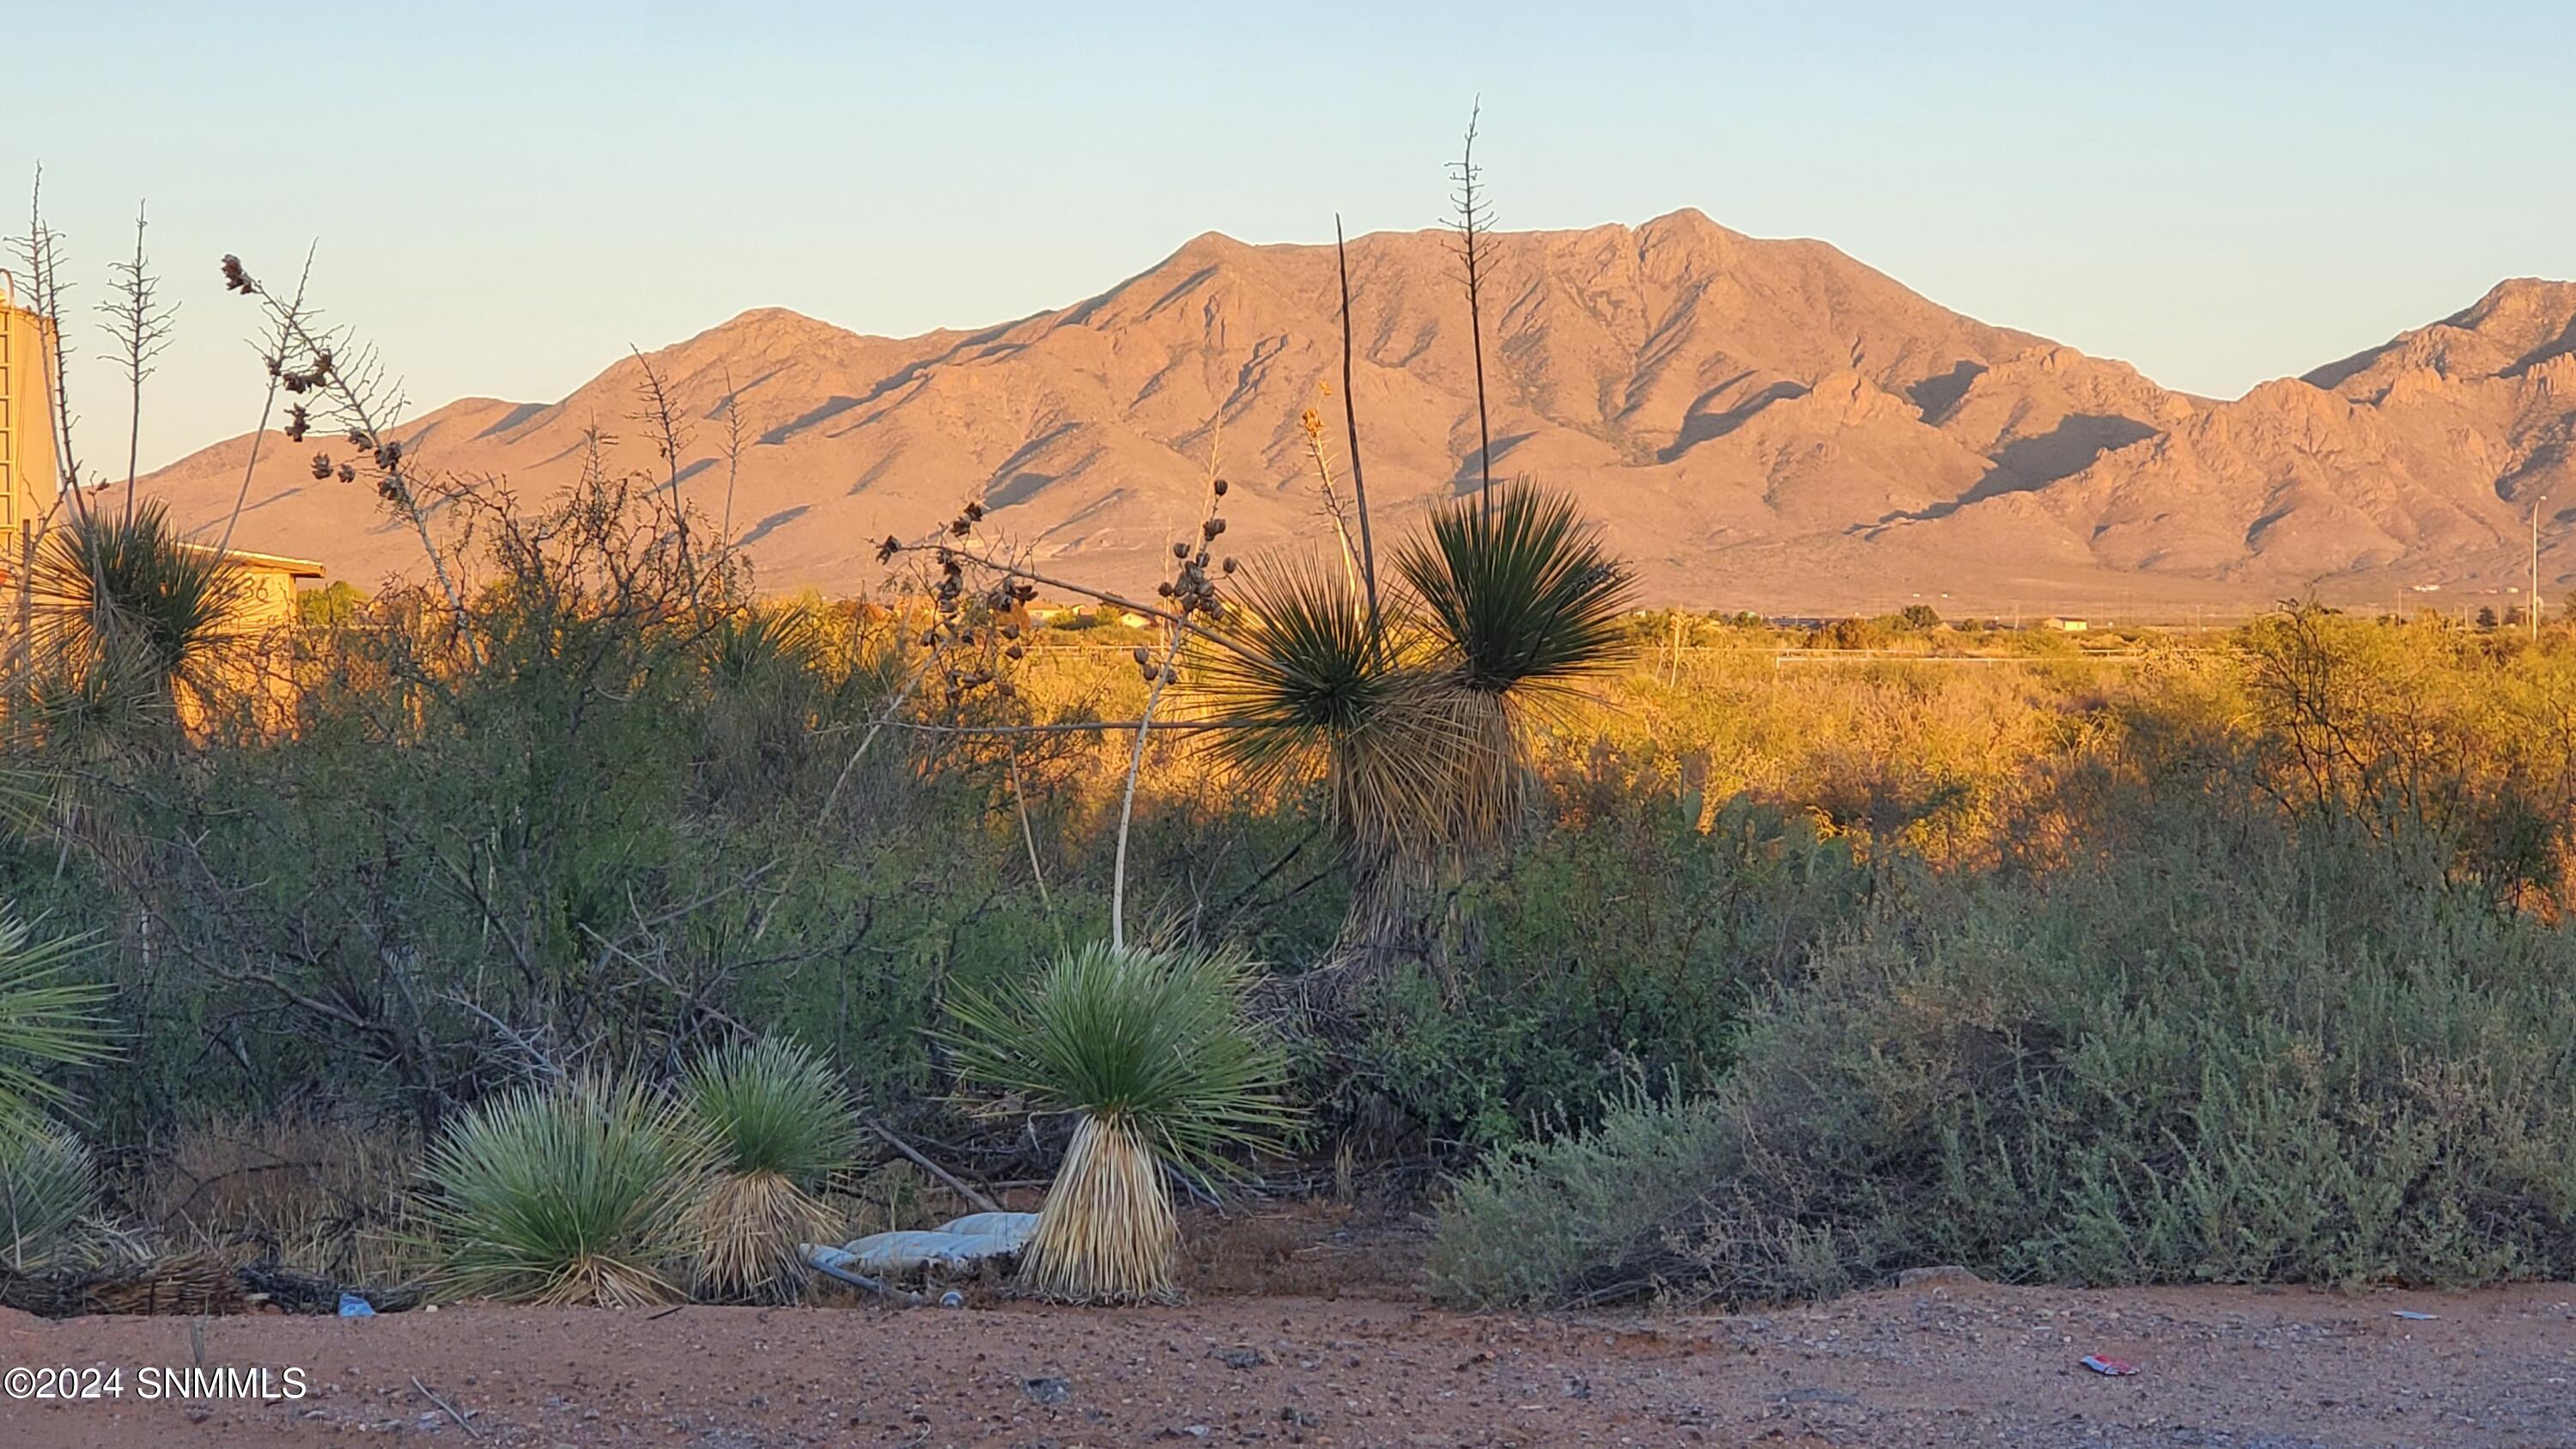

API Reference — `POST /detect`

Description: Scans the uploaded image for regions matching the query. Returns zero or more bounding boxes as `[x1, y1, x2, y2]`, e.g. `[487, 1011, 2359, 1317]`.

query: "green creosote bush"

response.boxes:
[1432, 799, 2576, 1306]
[1334, 792, 1866, 1153]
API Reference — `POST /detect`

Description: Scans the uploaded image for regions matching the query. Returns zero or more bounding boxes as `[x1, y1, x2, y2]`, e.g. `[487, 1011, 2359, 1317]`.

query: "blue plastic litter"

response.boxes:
[337, 1293, 375, 1317]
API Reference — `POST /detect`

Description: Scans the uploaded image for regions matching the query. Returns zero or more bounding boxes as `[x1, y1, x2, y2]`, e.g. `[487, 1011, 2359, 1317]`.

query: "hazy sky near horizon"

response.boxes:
[12, 2, 2573, 473]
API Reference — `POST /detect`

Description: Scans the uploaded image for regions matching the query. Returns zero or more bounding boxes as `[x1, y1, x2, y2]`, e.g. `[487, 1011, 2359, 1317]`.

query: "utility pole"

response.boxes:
[2536, 495, 2551, 644]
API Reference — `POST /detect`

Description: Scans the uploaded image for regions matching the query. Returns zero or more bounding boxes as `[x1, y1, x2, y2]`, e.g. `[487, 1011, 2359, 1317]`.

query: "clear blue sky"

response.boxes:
[12, 2, 2572, 472]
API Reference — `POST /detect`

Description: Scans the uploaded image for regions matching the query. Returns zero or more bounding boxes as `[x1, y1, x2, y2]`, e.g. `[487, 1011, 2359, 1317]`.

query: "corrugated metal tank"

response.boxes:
[0, 273, 63, 538]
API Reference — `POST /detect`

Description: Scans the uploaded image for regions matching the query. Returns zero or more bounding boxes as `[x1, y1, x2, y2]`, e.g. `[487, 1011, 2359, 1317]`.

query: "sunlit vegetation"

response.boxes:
[7, 142, 2576, 1318]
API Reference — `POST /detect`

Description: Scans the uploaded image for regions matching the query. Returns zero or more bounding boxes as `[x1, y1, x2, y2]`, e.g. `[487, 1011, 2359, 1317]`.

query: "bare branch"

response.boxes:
[1334, 216, 1382, 636]
[629, 347, 697, 603]
[218, 251, 477, 657]
[98, 201, 177, 518]
[1446, 97, 1496, 519]
[215, 247, 313, 561]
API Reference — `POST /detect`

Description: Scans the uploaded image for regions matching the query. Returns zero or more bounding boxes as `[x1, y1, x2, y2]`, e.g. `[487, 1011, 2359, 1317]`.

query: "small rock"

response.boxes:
[1023, 1377, 1072, 1405]
[1780, 1388, 1858, 1406]
[1215, 1348, 1269, 1370]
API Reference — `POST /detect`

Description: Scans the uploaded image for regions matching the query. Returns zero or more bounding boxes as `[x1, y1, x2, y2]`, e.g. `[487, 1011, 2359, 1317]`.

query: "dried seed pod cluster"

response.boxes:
[226, 253, 428, 516]
[276, 347, 334, 396]
[1136, 475, 1236, 683]
[900, 497, 1044, 708]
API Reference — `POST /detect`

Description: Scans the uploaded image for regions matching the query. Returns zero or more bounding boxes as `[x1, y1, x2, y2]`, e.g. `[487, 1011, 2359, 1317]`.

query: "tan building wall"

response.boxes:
[205, 546, 326, 633]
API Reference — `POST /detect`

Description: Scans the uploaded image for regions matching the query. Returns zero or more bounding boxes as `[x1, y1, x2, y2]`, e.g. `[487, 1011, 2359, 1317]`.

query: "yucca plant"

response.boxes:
[0, 916, 112, 1146]
[0, 1126, 99, 1272]
[1194, 483, 1633, 965]
[1398, 481, 1635, 701]
[421, 1075, 713, 1307]
[1193, 553, 1465, 846]
[1390, 478, 1636, 851]
[677, 1038, 860, 1300]
[941, 942, 1292, 1301]
[28, 500, 249, 729]
[703, 603, 821, 685]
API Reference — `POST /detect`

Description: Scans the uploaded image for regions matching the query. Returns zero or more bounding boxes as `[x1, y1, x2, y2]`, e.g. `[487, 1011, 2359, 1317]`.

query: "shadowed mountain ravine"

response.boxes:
[141, 211, 2576, 614]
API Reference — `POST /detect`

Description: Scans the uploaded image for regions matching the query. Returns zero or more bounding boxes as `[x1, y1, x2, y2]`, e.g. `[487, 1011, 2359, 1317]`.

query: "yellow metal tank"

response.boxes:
[0, 272, 63, 536]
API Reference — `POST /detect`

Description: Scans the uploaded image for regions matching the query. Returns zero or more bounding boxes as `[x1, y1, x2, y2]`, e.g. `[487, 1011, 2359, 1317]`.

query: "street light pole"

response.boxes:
[2536, 495, 2551, 644]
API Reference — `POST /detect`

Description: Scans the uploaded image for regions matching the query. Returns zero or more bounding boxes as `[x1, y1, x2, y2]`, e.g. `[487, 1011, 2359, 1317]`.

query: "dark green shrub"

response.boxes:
[1436, 800, 2576, 1306]
[1334, 793, 1867, 1153]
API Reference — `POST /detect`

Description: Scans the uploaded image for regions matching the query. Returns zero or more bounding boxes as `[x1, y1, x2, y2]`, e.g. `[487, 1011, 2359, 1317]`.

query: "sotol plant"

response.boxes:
[677, 1038, 860, 1300]
[422, 1075, 713, 1307]
[942, 942, 1293, 1301]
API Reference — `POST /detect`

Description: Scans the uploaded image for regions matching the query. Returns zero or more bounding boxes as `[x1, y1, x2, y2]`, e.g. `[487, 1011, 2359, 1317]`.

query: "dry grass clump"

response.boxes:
[140, 1111, 425, 1282]
[677, 1037, 860, 1301]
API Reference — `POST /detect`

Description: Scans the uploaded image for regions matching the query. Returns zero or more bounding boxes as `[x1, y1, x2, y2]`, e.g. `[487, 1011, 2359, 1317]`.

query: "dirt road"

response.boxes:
[3, 1277, 2571, 1447]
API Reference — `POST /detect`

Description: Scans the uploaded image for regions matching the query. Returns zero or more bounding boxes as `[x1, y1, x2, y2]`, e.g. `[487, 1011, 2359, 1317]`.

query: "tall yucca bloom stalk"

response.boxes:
[941, 943, 1292, 1301]
[677, 1038, 860, 1301]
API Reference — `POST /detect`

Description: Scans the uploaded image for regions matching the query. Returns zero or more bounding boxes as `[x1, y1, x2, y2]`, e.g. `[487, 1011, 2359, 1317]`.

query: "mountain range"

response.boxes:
[138, 210, 2576, 616]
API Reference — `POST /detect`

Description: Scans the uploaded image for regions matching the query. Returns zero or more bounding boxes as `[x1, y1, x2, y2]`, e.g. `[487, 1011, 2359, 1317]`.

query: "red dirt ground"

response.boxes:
[2, 1209, 2570, 1446]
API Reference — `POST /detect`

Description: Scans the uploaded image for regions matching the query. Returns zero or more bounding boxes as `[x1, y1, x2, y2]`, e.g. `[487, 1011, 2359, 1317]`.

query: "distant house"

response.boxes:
[4, 276, 328, 640]
[2040, 617, 2090, 632]
[196, 545, 327, 632]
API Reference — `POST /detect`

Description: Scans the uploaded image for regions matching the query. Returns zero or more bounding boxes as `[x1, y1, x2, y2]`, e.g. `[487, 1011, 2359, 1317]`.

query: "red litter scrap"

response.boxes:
[2080, 1355, 2139, 1377]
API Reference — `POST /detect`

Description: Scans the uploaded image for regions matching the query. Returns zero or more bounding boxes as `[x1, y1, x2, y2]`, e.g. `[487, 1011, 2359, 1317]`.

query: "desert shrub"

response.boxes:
[1334, 791, 1868, 1152]
[2228, 607, 2576, 904]
[1812, 617, 1886, 650]
[677, 1037, 860, 1300]
[421, 1075, 713, 1306]
[136, 1111, 423, 1284]
[1426, 1081, 1726, 1306]
[0, 1126, 99, 1271]
[23, 477, 1344, 1145]
[1434, 797, 2576, 1306]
